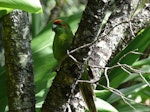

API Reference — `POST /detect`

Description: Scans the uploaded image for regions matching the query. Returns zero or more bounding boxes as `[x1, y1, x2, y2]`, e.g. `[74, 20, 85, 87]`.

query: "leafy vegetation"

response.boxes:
[0, 0, 150, 112]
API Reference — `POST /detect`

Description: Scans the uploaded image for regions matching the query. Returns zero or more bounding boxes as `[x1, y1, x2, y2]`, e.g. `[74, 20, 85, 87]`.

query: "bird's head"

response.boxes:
[52, 19, 70, 33]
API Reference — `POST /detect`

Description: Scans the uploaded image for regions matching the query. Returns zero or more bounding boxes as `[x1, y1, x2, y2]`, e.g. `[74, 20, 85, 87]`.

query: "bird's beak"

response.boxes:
[52, 24, 57, 31]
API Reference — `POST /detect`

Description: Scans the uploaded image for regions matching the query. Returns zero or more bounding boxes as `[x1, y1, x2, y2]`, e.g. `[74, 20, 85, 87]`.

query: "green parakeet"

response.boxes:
[52, 19, 73, 63]
[52, 19, 97, 112]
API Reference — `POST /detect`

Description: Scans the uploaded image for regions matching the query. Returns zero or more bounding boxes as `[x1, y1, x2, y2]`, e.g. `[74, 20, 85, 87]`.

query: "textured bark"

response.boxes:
[47, 0, 65, 23]
[42, 0, 150, 112]
[89, 0, 150, 77]
[42, 1, 106, 112]
[3, 10, 35, 112]
[105, 0, 150, 63]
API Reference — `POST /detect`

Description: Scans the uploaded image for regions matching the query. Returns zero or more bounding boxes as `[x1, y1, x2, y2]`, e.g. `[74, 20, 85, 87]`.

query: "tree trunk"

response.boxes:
[3, 10, 35, 112]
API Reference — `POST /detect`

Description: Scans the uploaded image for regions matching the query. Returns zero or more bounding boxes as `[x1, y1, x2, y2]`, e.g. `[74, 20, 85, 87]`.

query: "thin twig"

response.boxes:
[102, 66, 136, 109]
[129, 20, 136, 37]
[69, 43, 92, 54]
[69, 21, 129, 55]
[77, 79, 99, 84]
[118, 49, 143, 62]
[67, 50, 84, 66]
[97, 84, 136, 110]
[118, 63, 150, 87]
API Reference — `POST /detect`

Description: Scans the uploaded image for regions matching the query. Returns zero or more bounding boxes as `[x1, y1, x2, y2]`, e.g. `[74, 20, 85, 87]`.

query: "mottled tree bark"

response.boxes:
[3, 10, 35, 112]
[42, 0, 150, 112]
[42, 1, 106, 112]
[47, 0, 66, 23]
[89, 0, 150, 79]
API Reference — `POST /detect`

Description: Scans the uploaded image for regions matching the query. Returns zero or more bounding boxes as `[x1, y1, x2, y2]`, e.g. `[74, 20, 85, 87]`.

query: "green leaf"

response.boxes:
[35, 72, 56, 106]
[95, 90, 110, 100]
[133, 57, 150, 67]
[97, 26, 150, 103]
[31, 22, 56, 82]
[0, 13, 82, 110]
[103, 26, 150, 88]
[85, 98, 118, 112]
[0, 7, 13, 17]
[131, 0, 149, 18]
[31, 14, 82, 108]
[0, 66, 7, 112]
[122, 66, 150, 84]
[116, 104, 150, 112]
[32, 13, 81, 82]
[107, 83, 148, 103]
[0, 0, 42, 14]
[109, 27, 150, 66]
[95, 98, 118, 112]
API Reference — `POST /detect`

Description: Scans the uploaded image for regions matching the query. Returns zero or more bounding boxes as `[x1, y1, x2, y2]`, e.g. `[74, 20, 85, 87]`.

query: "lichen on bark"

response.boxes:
[3, 10, 35, 112]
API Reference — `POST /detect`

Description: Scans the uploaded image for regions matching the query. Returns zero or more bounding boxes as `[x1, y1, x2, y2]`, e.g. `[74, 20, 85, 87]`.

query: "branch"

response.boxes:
[42, 0, 150, 111]
[42, 0, 106, 111]
[47, 0, 65, 23]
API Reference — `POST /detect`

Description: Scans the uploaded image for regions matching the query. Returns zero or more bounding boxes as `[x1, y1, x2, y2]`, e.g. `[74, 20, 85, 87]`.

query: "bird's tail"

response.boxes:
[79, 82, 97, 112]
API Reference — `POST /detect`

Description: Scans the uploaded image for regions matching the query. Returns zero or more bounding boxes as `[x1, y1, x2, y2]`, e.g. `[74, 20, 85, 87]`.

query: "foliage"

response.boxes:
[0, 0, 42, 17]
[95, 26, 150, 112]
[0, 0, 150, 112]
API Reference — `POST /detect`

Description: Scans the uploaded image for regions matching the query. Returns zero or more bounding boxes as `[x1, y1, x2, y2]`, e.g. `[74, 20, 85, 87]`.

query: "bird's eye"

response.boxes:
[52, 19, 68, 30]
[52, 24, 57, 29]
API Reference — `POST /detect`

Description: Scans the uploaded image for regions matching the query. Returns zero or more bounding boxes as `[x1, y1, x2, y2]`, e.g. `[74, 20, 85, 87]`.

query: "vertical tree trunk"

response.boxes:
[3, 10, 35, 112]
[42, 1, 105, 112]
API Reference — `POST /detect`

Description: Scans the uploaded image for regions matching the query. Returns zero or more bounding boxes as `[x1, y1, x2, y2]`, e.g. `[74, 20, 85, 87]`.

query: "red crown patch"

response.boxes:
[54, 19, 62, 24]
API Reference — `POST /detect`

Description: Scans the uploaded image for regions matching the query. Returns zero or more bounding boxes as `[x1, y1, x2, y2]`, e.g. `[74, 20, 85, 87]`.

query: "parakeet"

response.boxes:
[52, 19, 73, 63]
[52, 19, 97, 112]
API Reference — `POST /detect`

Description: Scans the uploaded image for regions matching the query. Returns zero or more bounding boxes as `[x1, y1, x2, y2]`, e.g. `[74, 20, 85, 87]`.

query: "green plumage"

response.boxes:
[52, 19, 73, 62]
[79, 67, 97, 112]
[52, 19, 97, 112]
